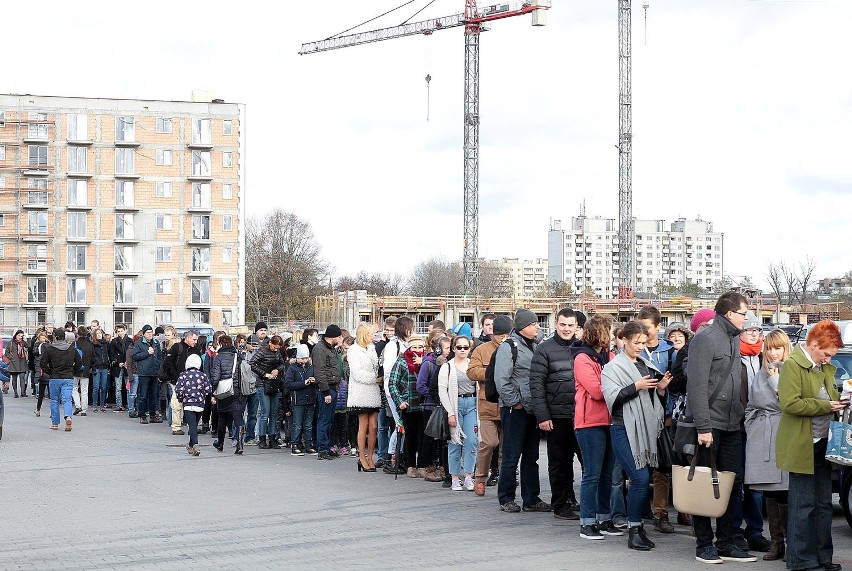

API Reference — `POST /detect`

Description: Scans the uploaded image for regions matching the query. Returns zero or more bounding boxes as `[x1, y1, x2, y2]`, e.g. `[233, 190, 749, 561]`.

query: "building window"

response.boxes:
[192, 215, 210, 239]
[116, 116, 135, 142]
[191, 310, 210, 323]
[67, 245, 86, 271]
[223, 152, 233, 168]
[27, 277, 47, 303]
[67, 278, 86, 303]
[67, 309, 86, 325]
[154, 310, 172, 325]
[67, 114, 88, 140]
[67, 212, 87, 238]
[192, 118, 211, 145]
[192, 247, 210, 272]
[68, 180, 87, 206]
[0, 145, 5, 160]
[222, 310, 232, 326]
[0, 277, 4, 292]
[223, 215, 233, 231]
[192, 183, 211, 208]
[115, 214, 134, 239]
[28, 212, 48, 235]
[222, 183, 233, 199]
[68, 146, 87, 173]
[0, 243, 4, 258]
[156, 118, 173, 134]
[115, 181, 134, 207]
[0, 111, 4, 127]
[28, 113, 48, 139]
[191, 279, 210, 304]
[155, 279, 172, 294]
[115, 148, 134, 174]
[155, 149, 172, 166]
[155, 246, 172, 262]
[27, 186, 49, 205]
[115, 278, 134, 303]
[222, 247, 232, 263]
[115, 246, 133, 271]
[222, 279, 232, 296]
[29, 145, 48, 166]
[114, 310, 134, 333]
[223, 120, 233, 135]
[155, 214, 172, 230]
[155, 181, 172, 198]
[191, 151, 211, 177]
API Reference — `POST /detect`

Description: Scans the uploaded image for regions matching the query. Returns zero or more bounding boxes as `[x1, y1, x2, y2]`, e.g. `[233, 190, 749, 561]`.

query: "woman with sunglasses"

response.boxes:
[438, 334, 478, 491]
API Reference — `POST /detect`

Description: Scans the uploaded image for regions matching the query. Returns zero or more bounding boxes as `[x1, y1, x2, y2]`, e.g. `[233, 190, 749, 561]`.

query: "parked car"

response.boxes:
[0, 385, 4, 440]
[828, 321, 852, 530]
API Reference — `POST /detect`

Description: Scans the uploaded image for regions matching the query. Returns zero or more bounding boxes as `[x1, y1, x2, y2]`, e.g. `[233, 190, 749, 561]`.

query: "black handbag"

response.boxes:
[424, 404, 450, 441]
[656, 424, 675, 469]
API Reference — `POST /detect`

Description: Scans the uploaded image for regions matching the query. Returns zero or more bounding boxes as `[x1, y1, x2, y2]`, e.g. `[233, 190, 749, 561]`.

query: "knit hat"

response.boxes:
[254, 321, 268, 333]
[141, 324, 153, 334]
[743, 311, 761, 331]
[408, 334, 426, 347]
[248, 334, 261, 346]
[514, 309, 538, 331]
[154, 326, 165, 335]
[574, 311, 588, 328]
[450, 322, 472, 339]
[185, 354, 202, 370]
[324, 324, 343, 338]
[493, 315, 513, 335]
[280, 332, 293, 343]
[690, 308, 715, 333]
[664, 321, 691, 340]
[295, 344, 310, 359]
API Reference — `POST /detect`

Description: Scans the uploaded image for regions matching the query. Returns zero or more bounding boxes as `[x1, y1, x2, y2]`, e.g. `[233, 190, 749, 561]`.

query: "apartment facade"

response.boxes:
[0, 94, 245, 333]
[548, 216, 724, 298]
[490, 257, 549, 298]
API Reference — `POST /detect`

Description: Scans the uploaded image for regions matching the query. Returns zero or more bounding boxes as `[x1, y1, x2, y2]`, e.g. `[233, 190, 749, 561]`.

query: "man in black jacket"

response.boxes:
[163, 331, 199, 435]
[108, 324, 133, 412]
[72, 326, 94, 416]
[529, 308, 582, 520]
[42, 331, 82, 431]
[314, 324, 343, 460]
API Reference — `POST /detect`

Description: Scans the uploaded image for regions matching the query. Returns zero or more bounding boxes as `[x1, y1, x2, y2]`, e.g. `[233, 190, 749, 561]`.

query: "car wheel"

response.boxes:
[843, 468, 852, 531]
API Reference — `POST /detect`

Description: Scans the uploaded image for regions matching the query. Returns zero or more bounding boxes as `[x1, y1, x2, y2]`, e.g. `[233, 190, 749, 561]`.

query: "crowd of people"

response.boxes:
[2, 294, 848, 570]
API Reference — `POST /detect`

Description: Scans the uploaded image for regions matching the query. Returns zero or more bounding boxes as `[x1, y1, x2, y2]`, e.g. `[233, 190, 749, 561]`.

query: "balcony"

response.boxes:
[187, 237, 211, 245]
[187, 173, 213, 182]
[21, 234, 50, 242]
[114, 139, 140, 148]
[114, 172, 140, 180]
[66, 171, 93, 179]
[23, 166, 50, 177]
[188, 204, 213, 213]
[67, 139, 93, 146]
[67, 203, 92, 211]
[66, 235, 92, 243]
[188, 140, 214, 150]
[114, 268, 140, 277]
[66, 268, 91, 276]
[114, 236, 140, 244]
[22, 267, 48, 275]
[22, 202, 49, 211]
[114, 204, 140, 212]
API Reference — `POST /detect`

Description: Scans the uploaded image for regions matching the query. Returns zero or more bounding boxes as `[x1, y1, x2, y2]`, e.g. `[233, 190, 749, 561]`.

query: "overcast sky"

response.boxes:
[6, 1, 851, 290]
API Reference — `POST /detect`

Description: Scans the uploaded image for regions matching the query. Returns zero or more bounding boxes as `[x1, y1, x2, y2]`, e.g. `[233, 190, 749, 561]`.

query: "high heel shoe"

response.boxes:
[358, 460, 376, 472]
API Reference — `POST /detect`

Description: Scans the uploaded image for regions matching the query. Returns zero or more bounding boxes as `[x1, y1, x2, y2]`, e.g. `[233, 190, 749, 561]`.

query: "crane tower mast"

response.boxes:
[617, 0, 634, 298]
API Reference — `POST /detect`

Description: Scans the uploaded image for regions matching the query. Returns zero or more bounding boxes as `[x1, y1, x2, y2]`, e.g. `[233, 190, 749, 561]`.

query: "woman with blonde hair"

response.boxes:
[744, 329, 790, 561]
[346, 323, 381, 471]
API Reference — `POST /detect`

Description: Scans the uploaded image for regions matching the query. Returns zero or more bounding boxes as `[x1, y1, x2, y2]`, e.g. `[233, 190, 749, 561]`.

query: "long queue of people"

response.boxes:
[5, 295, 847, 571]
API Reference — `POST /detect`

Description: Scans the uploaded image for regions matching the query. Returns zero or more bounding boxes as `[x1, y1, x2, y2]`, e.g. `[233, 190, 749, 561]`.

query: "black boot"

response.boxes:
[258, 436, 269, 449]
[235, 437, 244, 455]
[637, 524, 655, 548]
[213, 440, 224, 452]
[269, 437, 281, 450]
[628, 525, 654, 551]
[199, 422, 209, 434]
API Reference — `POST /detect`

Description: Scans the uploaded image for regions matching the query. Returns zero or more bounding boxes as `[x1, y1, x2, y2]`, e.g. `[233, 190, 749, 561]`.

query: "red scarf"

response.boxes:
[403, 348, 423, 374]
[740, 337, 763, 356]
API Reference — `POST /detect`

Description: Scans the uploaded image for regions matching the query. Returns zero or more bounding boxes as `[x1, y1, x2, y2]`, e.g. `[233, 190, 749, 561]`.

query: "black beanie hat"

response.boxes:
[255, 321, 268, 333]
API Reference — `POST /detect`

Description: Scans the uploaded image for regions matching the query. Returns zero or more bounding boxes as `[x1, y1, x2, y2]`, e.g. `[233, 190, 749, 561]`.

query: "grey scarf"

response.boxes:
[602, 351, 665, 470]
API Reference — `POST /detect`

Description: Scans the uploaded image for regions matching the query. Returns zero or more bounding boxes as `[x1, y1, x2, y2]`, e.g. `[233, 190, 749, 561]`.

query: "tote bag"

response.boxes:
[672, 441, 735, 518]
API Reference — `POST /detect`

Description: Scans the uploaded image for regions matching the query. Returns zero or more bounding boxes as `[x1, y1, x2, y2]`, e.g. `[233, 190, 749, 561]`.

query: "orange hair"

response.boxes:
[805, 320, 844, 350]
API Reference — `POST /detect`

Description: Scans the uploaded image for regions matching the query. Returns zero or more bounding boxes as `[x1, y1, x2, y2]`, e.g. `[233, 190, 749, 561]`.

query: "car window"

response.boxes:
[831, 352, 852, 384]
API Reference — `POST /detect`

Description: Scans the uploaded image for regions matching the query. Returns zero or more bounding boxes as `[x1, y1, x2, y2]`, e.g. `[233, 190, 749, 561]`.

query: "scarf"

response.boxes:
[403, 348, 423, 374]
[601, 351, 665, 470]
[16, 340, 24, 359]
[740, 336, 763, 356]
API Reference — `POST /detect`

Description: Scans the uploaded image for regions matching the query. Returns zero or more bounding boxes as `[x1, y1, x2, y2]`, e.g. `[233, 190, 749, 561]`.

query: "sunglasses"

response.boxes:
[454, 345, 470, 350]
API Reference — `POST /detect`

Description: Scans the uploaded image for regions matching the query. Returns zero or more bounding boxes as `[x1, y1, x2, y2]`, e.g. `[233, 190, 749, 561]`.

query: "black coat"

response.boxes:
[91, 339, 110, 370]
[528, 334, 577, 422]
[211, 345, 241, 411]
[108, 335, 133, 377]
[74, 337, 94, 377]
[249, 344, 284, 388]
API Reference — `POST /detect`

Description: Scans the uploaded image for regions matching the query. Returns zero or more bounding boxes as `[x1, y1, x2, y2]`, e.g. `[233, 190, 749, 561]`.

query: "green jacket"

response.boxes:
[776, 345, 838, 475]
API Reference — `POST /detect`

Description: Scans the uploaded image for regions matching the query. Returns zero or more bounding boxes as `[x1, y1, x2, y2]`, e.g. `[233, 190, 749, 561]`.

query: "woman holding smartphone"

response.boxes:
[602, 321, 670, 551]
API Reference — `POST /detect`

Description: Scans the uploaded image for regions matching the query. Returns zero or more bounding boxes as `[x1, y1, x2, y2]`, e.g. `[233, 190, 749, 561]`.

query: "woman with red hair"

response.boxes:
[776, 320, 847, 571]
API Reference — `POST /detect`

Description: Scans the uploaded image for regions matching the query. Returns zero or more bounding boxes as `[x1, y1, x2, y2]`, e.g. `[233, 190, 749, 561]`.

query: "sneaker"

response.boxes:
[612, 519, 629, 529]
[244, 438, 257, 446]
[80, 411, 87, 417]
[340, 447, 349, 455]
[746, 534, 772, 552]
[92, 408, 98, 413]
[653, 515, 675, 534]
[172, 429, 185, 436]
[500, 501, 521, 513]
[522, 501, 552, 512]
[734, 537, 750, 552]
[317, 452, 334, 460]
[580, 524, 604, 540]
[329, 450, 341, 458]
[451, 478, 463, 491]
[486, 472, 499, 487]
[463, 476, 475, 491]
[695, 546, 723, 564]
[305, 447, 318, 455]
[718, 546, 757, 563]
[597, 520, 624, 536]
[291, 447, 305, 456]
[553, 509, 580, 520]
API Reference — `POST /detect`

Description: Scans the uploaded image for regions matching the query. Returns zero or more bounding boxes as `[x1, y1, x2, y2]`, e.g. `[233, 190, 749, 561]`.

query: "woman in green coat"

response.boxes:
[776, 320, 846, 571]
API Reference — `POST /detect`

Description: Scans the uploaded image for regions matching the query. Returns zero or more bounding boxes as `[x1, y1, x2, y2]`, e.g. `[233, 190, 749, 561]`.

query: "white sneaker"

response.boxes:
[463, 476, 475, 491]
[451, 478, 463, 491]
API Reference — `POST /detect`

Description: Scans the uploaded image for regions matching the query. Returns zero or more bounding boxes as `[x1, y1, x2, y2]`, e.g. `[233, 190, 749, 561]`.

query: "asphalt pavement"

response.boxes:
[0, 393, 850, 570]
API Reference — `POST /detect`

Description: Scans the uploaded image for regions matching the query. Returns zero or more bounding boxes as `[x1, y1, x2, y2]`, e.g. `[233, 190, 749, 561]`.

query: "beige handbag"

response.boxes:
[672, 443, 735, 518]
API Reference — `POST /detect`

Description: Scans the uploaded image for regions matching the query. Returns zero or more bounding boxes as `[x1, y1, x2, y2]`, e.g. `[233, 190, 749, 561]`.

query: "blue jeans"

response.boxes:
[611, 463, 628, 524]
[257, 388, 280, 437]
[377, 407, 392, 460]
[128, 374, 139, 413]
[576, 426, 616, 525]
[92, 369, 109, 407]
[49, 378, 74, 425]
[165, 383, 173, 425]
[448, 395, 478, 475]
[245, 391, 259, 439]
[292, 404, 315, 448]
[611, 424, 651, 527]
[136, 375, 158, 417]
[498, 406, 542, 507]
[787, 439, 833, 571]
[316, 389, 337, 453]
[113, 370, 126, 408]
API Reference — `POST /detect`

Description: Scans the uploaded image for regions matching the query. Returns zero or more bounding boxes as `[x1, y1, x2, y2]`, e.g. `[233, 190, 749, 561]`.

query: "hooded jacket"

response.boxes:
[131, 335, 164, 377]
[495, 331, 537, 411]
[73, 336, 94, 377]
[108, 333, 133, 377]
[529, 333, 577, 422]
[41, 339, 82, 380]
[312, 337, 342, 395]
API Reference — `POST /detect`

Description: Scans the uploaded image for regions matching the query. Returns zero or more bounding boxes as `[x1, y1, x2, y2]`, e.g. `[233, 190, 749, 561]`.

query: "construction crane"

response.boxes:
[300, 1, 552, 295]
[617, 0, 634, 299]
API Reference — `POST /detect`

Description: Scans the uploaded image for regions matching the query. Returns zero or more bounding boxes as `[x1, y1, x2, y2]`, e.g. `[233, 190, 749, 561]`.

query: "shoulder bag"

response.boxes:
[214, 357, 236, 399]
[672, 436, 735, 518]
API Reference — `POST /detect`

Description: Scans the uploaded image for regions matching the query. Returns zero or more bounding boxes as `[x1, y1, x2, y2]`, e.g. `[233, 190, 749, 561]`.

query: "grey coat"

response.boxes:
[5, 338, 28, 374]
[686, 314, 744, 433]
[495, 332, 537, 411]
[744, 364, 788, 490]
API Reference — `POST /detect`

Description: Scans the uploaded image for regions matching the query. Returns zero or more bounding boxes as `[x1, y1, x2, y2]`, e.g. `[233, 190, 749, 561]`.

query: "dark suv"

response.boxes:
[829, 322, 852, 529]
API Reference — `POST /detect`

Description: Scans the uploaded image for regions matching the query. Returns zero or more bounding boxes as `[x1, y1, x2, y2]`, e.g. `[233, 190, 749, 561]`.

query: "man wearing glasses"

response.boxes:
[687, 291, 756, 564]
[375, 316, 397, 467]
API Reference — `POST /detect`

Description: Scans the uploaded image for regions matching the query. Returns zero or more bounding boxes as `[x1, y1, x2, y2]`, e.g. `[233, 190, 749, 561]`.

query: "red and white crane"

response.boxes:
[300, 1, 551, 295]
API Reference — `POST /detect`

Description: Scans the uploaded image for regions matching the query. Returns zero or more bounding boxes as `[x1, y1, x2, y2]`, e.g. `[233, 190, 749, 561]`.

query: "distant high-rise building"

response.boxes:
[486, 258, 549, 298]
[0, 93, 245, 332]
[548, 215, 724, 298]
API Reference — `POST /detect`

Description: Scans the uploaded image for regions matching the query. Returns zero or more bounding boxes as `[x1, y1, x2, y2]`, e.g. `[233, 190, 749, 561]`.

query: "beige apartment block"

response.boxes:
[0, 94, 246, 333]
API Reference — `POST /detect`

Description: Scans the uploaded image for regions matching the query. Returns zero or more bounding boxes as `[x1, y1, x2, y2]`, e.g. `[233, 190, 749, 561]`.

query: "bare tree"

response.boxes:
[406, 257, 462, 296]
[766, 262, 785, 302]
[335, 271, 405, 296]
[797, 257, 817, 304]
[780, 262, 800, 304]
[478, 260, 513, 298]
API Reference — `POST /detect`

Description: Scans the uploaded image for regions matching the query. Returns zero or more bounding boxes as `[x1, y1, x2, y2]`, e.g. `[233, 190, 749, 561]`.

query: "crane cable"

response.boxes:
[400, 0, 437, 25]
[325, 1, 416, 40]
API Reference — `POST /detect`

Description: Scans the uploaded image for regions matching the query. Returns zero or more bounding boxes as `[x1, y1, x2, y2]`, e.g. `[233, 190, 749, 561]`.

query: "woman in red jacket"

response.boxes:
[573, 313, 620, 541]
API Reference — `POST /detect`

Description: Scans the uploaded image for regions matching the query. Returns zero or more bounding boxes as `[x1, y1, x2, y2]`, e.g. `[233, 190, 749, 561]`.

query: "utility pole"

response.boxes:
[618, 0, 633, 298]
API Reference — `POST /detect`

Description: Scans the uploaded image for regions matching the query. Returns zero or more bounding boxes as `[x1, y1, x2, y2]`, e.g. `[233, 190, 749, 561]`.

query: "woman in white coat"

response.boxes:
[438, 335, 477, 491]
[347, 323, 381, 472]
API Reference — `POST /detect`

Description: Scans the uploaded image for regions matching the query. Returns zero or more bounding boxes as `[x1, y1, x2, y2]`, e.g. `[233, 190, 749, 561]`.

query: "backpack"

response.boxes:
[484, 338, 517, 403]
[377, 339, 401, 385]
[240, 355, 256, 396]
[73, 341, 85, 374]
